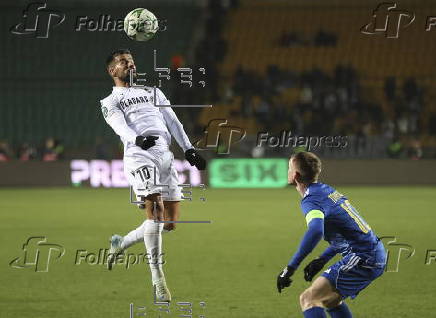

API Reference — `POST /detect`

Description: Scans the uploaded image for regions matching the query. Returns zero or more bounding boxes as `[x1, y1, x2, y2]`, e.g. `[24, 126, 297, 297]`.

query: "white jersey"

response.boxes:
[100, 86, 193, 158]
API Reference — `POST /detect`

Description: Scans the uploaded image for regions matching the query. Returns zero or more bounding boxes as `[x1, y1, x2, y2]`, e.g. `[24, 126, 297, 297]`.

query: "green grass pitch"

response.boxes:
[1, 187, 435, 318]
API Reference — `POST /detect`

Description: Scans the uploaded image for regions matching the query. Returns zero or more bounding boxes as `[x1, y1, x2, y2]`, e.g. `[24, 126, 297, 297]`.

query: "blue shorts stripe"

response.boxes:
[322, 250, 385, 299]
[342, 255, 360, 272]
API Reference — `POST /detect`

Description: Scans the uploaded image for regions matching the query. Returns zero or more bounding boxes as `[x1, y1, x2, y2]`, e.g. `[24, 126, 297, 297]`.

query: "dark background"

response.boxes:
[1, 0, 436, 162]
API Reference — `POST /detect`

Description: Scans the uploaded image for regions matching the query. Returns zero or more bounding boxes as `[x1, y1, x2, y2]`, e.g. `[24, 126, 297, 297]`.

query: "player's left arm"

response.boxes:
[288, 209, 325, 270]
[277, 208, 324, 292]
[157, 88, 206, 170]
[156, 88, 192, 152]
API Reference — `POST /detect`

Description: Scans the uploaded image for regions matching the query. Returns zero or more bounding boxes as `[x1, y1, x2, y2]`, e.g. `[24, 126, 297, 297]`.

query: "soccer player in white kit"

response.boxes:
[100, 49, 206, 302]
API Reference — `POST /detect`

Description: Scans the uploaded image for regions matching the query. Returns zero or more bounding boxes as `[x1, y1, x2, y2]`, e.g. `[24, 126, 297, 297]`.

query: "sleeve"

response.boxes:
[156, 88, 193, 152]
[287, 197, 325, 270]
[287, 217, 324, 269]
[303, 196, 338, 262]
[100, 96, 137, 144]
[300, 197, 323, 216]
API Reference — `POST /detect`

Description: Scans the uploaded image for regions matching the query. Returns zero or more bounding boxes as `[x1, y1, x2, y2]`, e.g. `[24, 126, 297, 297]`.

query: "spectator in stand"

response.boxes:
[407, 137, 423, 160]
[387, 136, 403, 158]
[384, 76, 396, 102]
[314, 29, 337, 46]
[18, 143, 38, 161]
[0, 141, 13, 161]
[42, 137, 64, 161]
[278, 30, 305, 47]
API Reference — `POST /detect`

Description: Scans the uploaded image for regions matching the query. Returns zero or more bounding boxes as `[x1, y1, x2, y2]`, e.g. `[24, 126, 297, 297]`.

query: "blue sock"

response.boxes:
[303, 307, 326, 318]
[327, 302, 352, 318]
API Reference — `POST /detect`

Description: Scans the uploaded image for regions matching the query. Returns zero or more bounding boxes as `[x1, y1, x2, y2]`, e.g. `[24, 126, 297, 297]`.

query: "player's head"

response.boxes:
[288, 151, 322, 186]
[106, 49, 136, 83]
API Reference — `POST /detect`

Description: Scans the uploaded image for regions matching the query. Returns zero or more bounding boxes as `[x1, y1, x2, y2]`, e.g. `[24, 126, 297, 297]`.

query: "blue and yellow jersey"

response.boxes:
[301, 182, 379, 256]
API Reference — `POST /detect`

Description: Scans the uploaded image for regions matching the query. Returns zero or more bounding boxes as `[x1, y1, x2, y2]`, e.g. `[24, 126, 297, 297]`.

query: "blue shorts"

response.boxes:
[321, 242, 386, 299]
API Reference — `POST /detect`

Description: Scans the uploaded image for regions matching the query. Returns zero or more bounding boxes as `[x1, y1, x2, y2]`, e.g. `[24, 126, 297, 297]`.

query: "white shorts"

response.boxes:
[124, 150, 182, 202]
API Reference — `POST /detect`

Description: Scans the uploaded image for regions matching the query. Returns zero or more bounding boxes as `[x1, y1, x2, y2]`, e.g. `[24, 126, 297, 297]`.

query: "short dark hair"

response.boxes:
[291, 151, 322, 184]
[106, 49, 132, 68]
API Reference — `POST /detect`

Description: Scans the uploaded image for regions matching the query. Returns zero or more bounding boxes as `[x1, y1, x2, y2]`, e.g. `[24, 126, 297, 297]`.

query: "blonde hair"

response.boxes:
[291, 151, 322, 184]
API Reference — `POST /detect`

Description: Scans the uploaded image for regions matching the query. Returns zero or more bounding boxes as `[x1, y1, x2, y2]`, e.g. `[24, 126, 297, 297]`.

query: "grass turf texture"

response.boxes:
[0, 187, 435, 318]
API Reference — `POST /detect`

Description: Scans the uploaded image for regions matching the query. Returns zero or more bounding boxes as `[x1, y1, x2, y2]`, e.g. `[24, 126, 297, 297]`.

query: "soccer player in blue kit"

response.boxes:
[276, 152, 386, 318]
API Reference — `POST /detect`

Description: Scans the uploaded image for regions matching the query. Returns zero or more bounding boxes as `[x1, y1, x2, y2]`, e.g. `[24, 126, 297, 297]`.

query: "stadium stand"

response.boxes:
[2, 0, 436, 159]
[198, 0, 436, 158]
[1, 3, 200, 157]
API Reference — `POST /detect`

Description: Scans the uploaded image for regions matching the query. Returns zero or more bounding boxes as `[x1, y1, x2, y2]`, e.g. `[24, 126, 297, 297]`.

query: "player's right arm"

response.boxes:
[100, 96, 137, 143]
[303, 245, 338, 282]
[100, 96, 158, 150]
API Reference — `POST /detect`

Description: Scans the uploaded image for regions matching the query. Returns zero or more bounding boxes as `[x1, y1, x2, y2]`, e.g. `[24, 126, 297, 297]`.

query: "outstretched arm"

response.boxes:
[276, 211, 324, 293]
[288, 210, 325, 270]
[160, 107, 193, 152]
[156, 88, 206, 170]
[155, 88, 192, 152]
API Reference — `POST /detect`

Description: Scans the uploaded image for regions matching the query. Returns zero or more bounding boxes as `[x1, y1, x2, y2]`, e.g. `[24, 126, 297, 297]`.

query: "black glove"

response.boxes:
[135, 136, 159, 151]
[185, 149, 206, 170]
[304, 258, 327, 282]
[277, 266, 295, 293]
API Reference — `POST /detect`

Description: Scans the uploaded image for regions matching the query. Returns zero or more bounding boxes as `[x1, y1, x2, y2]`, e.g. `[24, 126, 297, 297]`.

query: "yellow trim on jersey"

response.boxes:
[340, 200, 371, 234]
[305, 209, 324, 226]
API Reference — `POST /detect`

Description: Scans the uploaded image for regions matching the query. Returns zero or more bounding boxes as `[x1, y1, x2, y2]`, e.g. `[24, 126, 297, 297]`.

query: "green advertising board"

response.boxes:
[209, 159, 288, 188]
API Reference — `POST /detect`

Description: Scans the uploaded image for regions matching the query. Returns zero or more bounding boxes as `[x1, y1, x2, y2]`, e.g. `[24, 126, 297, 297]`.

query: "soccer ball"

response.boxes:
[124, 8, 158, 41]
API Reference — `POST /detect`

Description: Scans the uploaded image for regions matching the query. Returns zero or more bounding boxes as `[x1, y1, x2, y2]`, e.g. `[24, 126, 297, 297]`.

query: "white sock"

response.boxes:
[121, 220, 147, 250]
[143, 219, 164, 283]
[121, 221, 170, 250]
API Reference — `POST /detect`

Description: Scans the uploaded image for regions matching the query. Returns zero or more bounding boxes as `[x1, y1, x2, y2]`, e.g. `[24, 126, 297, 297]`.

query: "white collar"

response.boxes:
[112, 86, 129, 93]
